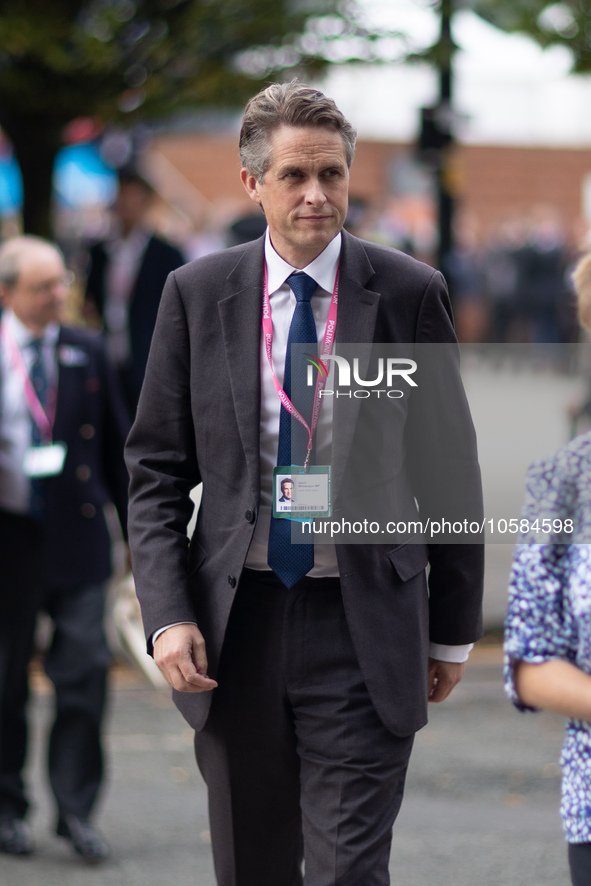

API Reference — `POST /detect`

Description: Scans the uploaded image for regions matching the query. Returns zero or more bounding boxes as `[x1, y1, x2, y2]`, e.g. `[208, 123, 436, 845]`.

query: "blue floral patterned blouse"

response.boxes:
[505, 432, 591, 844]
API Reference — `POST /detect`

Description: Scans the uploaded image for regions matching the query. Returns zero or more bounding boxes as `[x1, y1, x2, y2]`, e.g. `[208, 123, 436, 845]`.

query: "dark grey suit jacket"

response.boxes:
[125, 231, 484, 737]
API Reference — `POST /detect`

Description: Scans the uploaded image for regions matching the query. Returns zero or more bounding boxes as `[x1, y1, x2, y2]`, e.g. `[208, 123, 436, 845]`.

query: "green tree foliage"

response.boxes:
[0, 0, 378, 236]
[470, 0, 591, 71]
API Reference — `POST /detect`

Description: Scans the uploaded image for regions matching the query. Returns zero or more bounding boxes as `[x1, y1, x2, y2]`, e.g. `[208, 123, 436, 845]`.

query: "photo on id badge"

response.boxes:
[276, 475, 295, 511]
[273, 466, 331, 520]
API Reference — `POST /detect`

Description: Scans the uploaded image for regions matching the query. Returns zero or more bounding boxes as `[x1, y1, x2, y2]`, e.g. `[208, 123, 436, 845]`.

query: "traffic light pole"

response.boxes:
[436, 0, 456, 288]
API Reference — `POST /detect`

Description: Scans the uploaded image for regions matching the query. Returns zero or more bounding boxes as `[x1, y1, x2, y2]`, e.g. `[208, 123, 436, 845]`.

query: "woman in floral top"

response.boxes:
[505, 251, 591, 886]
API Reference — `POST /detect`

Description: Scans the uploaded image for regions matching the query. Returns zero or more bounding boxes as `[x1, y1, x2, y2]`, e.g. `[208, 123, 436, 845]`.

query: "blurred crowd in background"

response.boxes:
[345, 201, 583, 346]
[60, 177, 584, 349]
[0, 127, 586, 353]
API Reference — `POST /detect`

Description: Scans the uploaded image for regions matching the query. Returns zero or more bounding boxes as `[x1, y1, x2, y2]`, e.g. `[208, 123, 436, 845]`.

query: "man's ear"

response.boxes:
[240, 168, 262, 207]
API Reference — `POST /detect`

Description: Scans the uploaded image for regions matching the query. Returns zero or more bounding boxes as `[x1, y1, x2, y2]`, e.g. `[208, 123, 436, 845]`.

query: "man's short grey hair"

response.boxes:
[239, 80, 357, 181]
[0, 235, 62, 289]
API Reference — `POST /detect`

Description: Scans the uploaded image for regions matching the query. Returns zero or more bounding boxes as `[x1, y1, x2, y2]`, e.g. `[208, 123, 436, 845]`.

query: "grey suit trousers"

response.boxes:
[195, 569, 414, 886]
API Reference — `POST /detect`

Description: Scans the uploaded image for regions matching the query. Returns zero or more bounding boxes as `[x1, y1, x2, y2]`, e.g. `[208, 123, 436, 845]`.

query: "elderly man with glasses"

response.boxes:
[0, 236, 129, 862]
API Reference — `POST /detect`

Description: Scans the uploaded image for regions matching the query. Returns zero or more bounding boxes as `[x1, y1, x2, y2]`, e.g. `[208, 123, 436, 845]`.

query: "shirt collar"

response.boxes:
[106, 225, 150, 253]
[264, 229, 342, 296]
[5, 309, 60, 350]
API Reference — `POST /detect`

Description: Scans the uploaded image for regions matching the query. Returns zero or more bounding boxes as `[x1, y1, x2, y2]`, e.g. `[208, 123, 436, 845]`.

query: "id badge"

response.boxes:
[23, 442, 67, 478]
[273, 465, 331, 520]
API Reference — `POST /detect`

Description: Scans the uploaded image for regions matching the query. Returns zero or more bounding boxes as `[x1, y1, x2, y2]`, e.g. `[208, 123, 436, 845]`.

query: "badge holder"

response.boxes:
[23, 442, 68, 478]
[272, 464, 331, 521]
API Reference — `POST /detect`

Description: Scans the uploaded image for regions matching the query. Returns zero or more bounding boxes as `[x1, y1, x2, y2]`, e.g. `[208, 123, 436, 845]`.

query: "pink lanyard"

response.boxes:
[1, 315, 56, 443]
[262, 262, 339, 469]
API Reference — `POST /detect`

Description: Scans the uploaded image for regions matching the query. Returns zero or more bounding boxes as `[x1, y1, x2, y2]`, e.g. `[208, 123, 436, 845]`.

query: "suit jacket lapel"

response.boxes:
[216, 233, 381, 503]
[218, 238, 265, 500]
[52, 327, 77, 440]
[332, 231, 380, 498]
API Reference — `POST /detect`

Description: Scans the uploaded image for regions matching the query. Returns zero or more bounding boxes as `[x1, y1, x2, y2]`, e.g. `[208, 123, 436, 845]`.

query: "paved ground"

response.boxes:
[0, 645, 571, 886]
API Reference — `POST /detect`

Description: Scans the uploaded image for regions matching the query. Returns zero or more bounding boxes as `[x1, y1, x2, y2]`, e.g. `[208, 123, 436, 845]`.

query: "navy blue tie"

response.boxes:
[29, 338, 48, 520]
[268, 272, 318, 588]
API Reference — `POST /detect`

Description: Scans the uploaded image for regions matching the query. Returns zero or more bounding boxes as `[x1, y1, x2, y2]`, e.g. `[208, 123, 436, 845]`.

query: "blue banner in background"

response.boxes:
[54, 143, 117, 208]
[0, 147, 22, 213]
[0, 141, 117, 213]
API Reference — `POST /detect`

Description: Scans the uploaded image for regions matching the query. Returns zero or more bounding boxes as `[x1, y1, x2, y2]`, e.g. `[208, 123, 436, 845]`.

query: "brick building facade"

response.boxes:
[147, 132, 591, 253]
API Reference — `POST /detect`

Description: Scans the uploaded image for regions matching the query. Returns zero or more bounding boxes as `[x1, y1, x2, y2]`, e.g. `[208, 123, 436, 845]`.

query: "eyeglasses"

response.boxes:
[21, 270, 76, 295]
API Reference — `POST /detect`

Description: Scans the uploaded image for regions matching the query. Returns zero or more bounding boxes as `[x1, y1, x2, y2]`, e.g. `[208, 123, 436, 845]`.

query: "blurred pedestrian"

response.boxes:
[518, 206, 569, 343]
[0, 236, 129, 861]
[225, 211, 268, 247]
[84, 166, 185, 415]
[504, 250, 591, 886]
[444, 211, 487, 343]
[483, 216, 527, 343]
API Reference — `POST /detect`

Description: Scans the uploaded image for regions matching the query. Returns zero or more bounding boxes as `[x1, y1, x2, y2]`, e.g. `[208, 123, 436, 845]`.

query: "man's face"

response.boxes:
[241, 125, 349, 268]
[1, 245, 69, 333]
[115, 181, 152, 231]
[281, 481, 294, 499]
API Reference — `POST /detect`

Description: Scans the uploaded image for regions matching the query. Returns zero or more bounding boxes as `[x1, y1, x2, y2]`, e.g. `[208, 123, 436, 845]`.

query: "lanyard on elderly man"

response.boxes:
[1, 314, 66, 478]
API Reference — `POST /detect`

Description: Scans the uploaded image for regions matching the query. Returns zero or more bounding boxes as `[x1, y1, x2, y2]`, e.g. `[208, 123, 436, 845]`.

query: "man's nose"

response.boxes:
[304, 177, 327, 206]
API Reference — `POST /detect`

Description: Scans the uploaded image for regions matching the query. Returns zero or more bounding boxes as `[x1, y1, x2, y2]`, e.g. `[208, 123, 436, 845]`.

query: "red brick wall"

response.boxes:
[151, 133, 249, 204]
[151, 133, 591, 243]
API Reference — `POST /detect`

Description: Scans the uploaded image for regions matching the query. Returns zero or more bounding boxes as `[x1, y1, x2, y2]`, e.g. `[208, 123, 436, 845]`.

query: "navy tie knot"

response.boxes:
[28, 339, 47, 405]
[29, 337, 43, 358]
[287, 272, 317, 304]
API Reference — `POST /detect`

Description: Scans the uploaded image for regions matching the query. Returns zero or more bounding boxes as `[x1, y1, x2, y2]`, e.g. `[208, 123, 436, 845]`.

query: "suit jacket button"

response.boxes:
[244, 509, 255, 523]
[227, 575, 236, 588]
[76, 465, 91, 482]
[81, 503, 96, 518]
[80, 424, 95, 439]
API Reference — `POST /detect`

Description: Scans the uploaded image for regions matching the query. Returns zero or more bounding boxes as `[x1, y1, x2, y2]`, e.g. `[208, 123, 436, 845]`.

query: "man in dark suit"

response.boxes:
[0, 236, 129, 861]
[84, 167, 185, 414]
[125, 82, 484, 885]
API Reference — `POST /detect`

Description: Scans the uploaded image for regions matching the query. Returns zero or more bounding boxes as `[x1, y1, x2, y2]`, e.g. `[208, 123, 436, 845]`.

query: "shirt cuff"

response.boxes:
[152, 621, 197, 645]
[152, 633, 472, 663]
[429, 642, 473, 663]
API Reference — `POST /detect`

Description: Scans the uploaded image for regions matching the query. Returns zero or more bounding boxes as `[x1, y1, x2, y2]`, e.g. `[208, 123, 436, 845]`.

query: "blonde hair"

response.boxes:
[573, 252, 591, 332]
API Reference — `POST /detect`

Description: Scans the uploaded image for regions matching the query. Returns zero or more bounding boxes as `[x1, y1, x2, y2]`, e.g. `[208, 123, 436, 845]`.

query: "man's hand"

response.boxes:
[427, 657, 466, 703]
[154, 624, 218, 693]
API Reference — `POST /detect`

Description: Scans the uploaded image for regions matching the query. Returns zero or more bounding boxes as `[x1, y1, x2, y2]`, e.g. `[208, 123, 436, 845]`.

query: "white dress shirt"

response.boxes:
[156, 230, 472, 662]
[104, 226, 149, 366]
[245, 228, 340, 575]
[0, 310, 59, 514]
